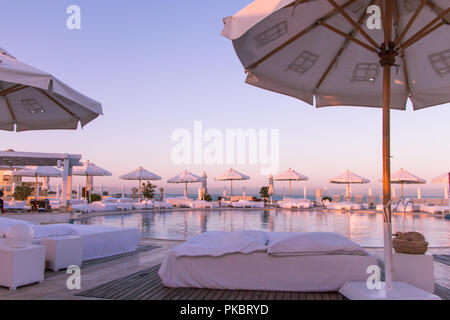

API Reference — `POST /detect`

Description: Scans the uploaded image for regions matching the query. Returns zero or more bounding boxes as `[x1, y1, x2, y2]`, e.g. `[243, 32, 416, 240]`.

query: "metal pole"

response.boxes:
[290, 180, 292, 197]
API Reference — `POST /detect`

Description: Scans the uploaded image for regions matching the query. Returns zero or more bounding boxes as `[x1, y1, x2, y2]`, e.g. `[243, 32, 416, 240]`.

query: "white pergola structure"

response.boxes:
[0, 150, 82, 209]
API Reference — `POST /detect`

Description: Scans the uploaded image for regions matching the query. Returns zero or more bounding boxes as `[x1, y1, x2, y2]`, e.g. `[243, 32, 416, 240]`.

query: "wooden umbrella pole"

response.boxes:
[380, 0, 394, 291]
[35, 175, 39, 200]
[230, 180, 233, 198]
[290, 180, 292, 197]
[401, 183, 404, 200]
[139, 179, 142, 202]
[85, 174, 89, 204]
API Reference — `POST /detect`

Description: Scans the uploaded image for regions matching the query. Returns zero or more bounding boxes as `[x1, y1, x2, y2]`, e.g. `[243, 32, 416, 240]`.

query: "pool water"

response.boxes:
[77, 210, 450, 247]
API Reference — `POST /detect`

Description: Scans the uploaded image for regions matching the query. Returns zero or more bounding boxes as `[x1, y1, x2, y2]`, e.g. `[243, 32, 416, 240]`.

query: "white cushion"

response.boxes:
[268, 232, 368, 256]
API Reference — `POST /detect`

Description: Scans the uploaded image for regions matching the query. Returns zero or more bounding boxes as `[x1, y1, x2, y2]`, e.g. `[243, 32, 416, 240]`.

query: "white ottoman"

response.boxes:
[40, 236, 83, 272]
[0, 241, 45, 291]
[393, 253, 435, 294]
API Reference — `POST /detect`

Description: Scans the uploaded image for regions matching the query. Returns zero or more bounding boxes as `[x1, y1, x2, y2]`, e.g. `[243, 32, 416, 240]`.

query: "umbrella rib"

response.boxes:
[0, 84, 28, 96]
[319, 22, 378, 53]
[315, 0, 376, 90]
[327, 0, 379, 49]
[4, 95, 17, 123]
[392, 0, 411, 93]
[425, 0, 450, 24]
[394, 0, 428, 46]
[245, 0, 359, 70]
[398, 7, 450, 50]
[38, 89, 79, 120]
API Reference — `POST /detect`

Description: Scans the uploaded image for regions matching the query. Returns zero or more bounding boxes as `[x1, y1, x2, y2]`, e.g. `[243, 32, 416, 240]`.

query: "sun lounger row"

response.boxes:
[71, 198, 174, 213]
[277, 198, 313, 209]
[326, 202, 369, 210]
[230, 200, 265, 208]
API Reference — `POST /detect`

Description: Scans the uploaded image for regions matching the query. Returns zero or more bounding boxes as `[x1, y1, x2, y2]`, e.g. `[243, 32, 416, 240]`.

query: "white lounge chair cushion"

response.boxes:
[267, 232, 368, 257]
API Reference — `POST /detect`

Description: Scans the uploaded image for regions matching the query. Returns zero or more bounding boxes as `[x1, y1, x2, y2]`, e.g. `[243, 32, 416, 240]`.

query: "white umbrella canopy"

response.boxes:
[330, 170, 370, 197]
[0, 48, 103, 132]
[120, 167, 162, 201]
[222, 0, 450, 294]
[432, 172, 450, 184]
[13, 166, 62, 199]
[73, 161, 112, 203]
[379, 168, 426, 199]
[215, 168, 250, 197]
[274, 168, 309, 197]
[168, 170, 205, 199]
[72, 161, 112, 177]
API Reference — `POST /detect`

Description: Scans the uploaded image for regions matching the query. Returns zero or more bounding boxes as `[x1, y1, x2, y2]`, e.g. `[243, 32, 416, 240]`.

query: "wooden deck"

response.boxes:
[75, 265, 346, 300]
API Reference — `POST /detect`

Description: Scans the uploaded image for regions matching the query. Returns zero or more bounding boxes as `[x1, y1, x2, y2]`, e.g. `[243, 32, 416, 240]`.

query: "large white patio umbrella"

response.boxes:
[432, 172, 450, 200]
[72, 161, 112, 203]
[380, 168, 426, 200]
[13, 166, 62, 199]
[330, 170, 370, 198]
[120, 167, 162, 201]
[222, 0, 450, 296]
[168, 171, 204, 200]
[215, 168, 250, 198]
[274, 168, 309, 197]
[0, 48, 102, 131]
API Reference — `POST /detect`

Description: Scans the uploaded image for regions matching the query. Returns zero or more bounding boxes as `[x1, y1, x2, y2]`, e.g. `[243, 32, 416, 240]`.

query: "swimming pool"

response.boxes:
[77, 209, 450, 247]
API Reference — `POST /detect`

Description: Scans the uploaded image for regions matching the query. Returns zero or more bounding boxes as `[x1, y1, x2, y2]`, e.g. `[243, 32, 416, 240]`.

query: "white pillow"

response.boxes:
[31, 225, 78, 239]
[268, 232, 368, 256]
[174, 231, 269, 258]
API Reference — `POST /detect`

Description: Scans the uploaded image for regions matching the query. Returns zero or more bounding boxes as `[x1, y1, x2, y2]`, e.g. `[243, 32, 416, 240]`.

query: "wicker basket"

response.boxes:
[393, 232, 429, 255]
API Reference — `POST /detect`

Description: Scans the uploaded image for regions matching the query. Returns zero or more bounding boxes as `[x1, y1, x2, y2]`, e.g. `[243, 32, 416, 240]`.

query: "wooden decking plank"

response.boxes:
[121, 274, 164, 300]
[112, 271, 161, 300]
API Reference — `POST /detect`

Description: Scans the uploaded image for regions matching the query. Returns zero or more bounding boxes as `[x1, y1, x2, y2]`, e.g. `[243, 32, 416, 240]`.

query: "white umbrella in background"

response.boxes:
[120, 167, 161, 202]
[13, 166, 62, 199]
[168, 171, 204, 200]
[73, 161, 112, 204]
[380, 168, 426, 200]
[0, 48, 102, 132]
[121, 184, 125, 198]
[215, 168, 250, 198]
[417, 187, 422, 200]
[274, 168, 309, 197]
[432, 172, 450, 200]
[222, 0, 449, 297]
[330, 170, 370, 198]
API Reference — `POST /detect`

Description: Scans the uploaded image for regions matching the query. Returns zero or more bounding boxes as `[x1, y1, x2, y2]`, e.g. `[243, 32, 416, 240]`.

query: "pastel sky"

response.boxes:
[0, 0, 449, 196]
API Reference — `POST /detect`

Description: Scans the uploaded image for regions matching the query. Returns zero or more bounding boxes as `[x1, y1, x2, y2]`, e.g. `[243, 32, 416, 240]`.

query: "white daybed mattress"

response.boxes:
[159, 231, 377, 292]
[65, 224, 140, 261]
[0, 218, 140, 262]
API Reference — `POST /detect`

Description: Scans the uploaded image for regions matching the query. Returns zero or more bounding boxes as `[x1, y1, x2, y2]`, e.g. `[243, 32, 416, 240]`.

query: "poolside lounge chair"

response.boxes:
[4, 201, 31, 213]
[419, 204, 449, 214]
[231, 200, 264, 208]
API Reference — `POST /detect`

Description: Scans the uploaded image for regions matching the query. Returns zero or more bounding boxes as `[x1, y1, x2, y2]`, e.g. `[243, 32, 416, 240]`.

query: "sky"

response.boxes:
[0, 0, 449, 196]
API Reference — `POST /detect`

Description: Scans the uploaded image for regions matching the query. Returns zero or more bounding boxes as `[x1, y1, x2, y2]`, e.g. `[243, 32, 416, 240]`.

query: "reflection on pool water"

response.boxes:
[77, 210, 450, 247]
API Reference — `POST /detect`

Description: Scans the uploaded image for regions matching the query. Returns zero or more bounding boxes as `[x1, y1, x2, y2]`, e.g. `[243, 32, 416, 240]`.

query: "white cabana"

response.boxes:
[168, 171, 204, 200]
[72, 160, 112, 204]
[432, 172, 450, 200]
[0, 48, 102, 132]
[330, 170, 370, 198]
[274, 168, 308, 197]
[120, 167, 162, 201]
[13, 166, 62, 199]
[215, 168, 250, 197]
[380, 168, 426, 200]
[223, 0, 447, 299]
